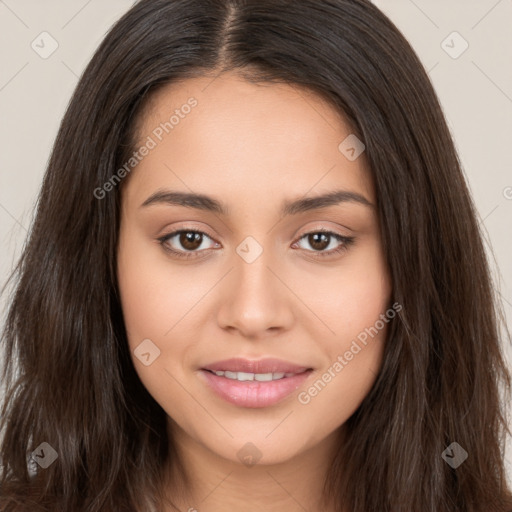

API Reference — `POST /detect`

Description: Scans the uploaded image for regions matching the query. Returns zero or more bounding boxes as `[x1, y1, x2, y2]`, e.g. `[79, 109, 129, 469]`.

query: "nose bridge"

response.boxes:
[236, 245, 275, 298]
[233, 238, 281, 311]
[216, 235, 293, 335]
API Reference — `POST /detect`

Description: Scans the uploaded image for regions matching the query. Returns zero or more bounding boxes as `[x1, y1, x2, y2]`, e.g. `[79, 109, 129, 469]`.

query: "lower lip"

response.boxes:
[199, 369, 312, 408]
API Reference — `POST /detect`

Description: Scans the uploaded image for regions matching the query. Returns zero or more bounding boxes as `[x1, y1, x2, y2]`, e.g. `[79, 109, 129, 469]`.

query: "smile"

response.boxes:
[199, 358, 313, 408]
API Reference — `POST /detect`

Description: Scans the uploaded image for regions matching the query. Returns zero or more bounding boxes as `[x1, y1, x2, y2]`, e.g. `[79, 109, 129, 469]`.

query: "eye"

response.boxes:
[293, 229, 355, 258]
[158, 229, 219, 260]
[157, 227, 355, 260]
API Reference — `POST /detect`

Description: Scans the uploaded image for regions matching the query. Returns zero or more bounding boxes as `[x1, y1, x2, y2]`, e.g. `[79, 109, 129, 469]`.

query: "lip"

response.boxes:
[199, 358, 313, 408]
[202, 357, 310, 374]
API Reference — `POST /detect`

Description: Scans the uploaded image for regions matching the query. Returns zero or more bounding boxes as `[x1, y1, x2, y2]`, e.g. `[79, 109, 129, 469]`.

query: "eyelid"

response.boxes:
[291, 218, 350, 237]
[157, 223, 217, 242]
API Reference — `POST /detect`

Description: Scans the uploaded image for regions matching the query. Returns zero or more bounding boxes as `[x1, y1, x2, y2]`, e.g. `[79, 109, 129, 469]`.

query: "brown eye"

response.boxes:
[294, 230, 355, 258]
[158, 229, 218, 259]
[307, 232, 331, 251]
[179, 231, 203, 251]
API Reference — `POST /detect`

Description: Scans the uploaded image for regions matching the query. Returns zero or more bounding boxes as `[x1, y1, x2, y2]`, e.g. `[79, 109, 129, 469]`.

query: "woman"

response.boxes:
[1, 0, 511, 511]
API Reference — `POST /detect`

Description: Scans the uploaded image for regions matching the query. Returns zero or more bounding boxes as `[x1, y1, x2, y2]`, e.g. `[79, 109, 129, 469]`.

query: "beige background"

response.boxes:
[0, 0, 511, 483]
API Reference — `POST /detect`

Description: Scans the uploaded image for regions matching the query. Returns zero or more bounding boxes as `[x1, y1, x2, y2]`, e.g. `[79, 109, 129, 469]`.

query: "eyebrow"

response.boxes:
[140, 189, 374, 216]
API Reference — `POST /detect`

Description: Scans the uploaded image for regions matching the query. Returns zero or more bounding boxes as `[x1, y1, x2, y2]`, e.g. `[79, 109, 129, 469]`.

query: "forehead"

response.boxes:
[126, 71, 374, 209]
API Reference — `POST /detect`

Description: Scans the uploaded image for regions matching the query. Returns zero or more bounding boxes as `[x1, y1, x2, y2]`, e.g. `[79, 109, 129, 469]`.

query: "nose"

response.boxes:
[216, 248, 295, 339]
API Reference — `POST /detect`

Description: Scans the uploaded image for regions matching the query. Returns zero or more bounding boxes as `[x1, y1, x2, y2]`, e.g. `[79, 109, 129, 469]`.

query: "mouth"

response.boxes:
[199, 358, 314, 408]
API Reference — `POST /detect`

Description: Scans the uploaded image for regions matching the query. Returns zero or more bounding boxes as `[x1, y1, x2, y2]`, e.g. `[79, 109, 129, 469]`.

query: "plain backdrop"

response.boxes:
[0, 0, 511, 485]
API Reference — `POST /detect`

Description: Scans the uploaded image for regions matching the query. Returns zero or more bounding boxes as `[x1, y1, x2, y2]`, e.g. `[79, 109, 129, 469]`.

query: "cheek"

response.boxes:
[117, 229, 204, 343]
[294, 238, 391, 420]
[297, 329, 387, 440]
[116, 236, 192, 419]
[116, 229, 208, 406]
[303, 236, 391, 342]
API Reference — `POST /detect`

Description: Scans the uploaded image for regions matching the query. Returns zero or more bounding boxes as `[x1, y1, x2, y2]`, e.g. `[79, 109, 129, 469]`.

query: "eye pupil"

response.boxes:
[309, 233, 329, 251]
[180, 231, 202, 250]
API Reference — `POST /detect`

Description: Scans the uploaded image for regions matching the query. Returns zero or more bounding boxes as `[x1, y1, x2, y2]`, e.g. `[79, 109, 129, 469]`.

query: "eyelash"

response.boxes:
[157, 227, 355, 261]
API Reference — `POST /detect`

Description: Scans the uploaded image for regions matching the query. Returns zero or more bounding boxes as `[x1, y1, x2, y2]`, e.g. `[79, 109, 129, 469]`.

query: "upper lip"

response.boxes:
[202, 358, 312, 374]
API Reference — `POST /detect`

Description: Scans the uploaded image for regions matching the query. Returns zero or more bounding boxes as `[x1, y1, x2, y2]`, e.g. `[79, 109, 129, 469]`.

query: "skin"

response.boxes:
[116, 71, 392, 512]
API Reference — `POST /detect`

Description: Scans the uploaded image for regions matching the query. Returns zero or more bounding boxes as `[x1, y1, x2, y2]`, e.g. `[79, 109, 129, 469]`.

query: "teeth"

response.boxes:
[255, 373, 273, 382]
[212, 370, 292, 381]
[236, 372, 254, 381]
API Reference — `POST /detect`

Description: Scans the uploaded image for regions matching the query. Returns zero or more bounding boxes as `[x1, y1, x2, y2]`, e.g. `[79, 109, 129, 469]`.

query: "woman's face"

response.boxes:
[117, 71, 392, 466]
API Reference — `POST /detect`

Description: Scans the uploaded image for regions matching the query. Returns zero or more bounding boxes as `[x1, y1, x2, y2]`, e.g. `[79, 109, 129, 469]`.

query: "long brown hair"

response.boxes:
[1, 0, 511, 510]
